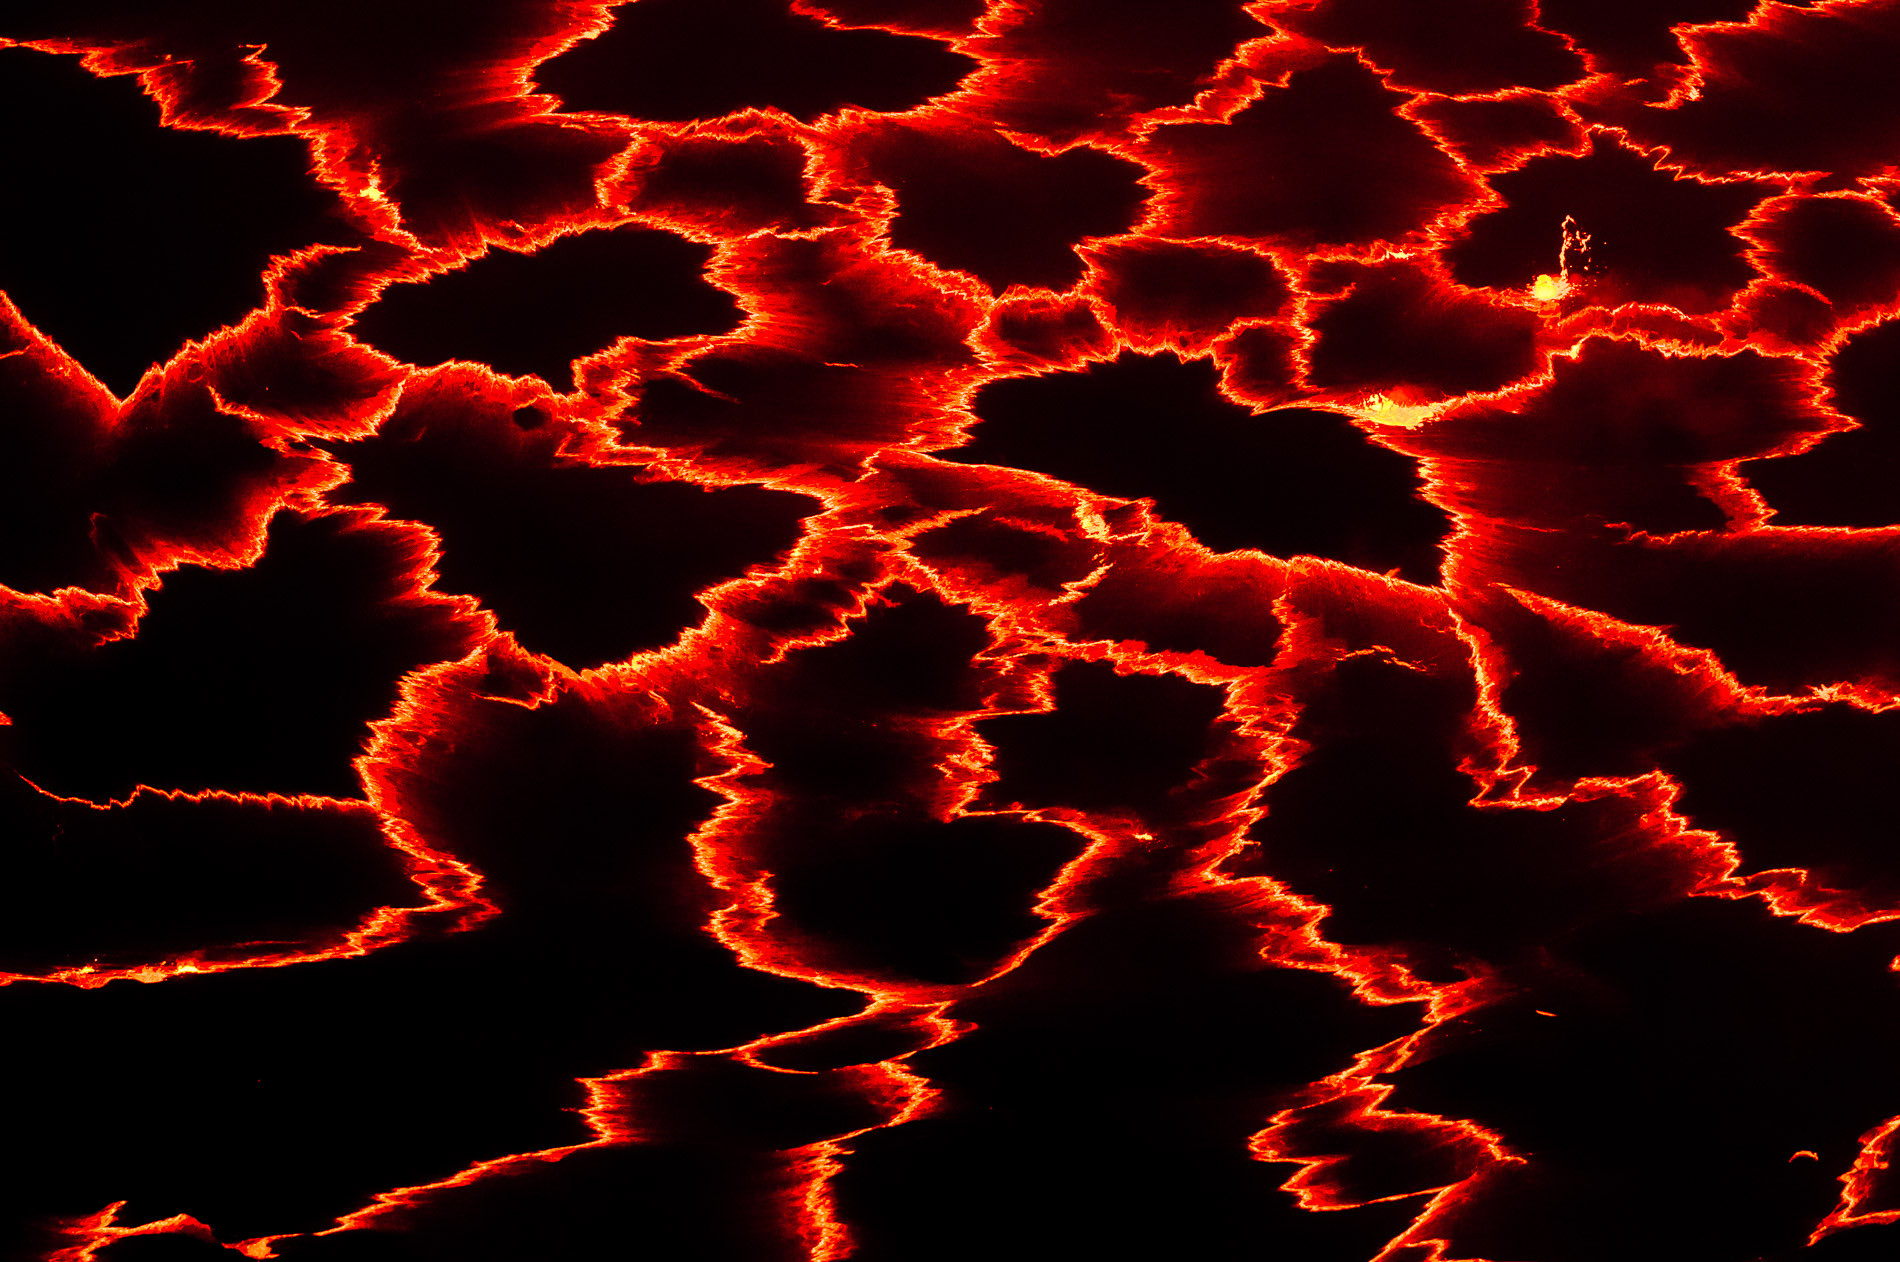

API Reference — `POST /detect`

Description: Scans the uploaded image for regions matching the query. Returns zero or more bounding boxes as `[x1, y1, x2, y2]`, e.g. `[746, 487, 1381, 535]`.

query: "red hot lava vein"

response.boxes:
[2, 2, 1899, 1260]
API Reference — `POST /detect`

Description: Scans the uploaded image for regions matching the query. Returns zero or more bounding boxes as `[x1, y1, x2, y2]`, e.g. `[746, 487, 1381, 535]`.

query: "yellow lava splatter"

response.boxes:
[1360, 394, 1437, 429]
[1529, 214, 1590, 303]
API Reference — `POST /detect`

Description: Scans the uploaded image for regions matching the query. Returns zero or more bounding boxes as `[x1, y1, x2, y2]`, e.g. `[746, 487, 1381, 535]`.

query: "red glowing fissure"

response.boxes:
[3, 2, 1900, 1260]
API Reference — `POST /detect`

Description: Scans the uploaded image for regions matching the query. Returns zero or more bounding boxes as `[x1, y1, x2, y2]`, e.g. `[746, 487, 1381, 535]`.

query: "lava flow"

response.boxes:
[5, 2, 1900, 1260]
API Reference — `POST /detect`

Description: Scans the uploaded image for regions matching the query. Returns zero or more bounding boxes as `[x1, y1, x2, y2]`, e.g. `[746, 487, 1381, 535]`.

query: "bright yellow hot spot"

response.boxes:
[1360, 394, 1434, 429]
[1531, 273, 1567, 302]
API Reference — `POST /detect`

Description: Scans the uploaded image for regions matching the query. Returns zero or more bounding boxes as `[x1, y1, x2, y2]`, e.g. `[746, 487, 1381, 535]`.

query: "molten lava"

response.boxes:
[3, 2, 1900, 1260]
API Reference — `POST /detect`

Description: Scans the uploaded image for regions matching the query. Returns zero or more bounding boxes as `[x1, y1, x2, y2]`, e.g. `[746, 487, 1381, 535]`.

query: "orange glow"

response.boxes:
[4, 4, 1898, 1261]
